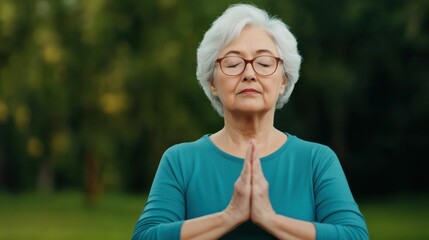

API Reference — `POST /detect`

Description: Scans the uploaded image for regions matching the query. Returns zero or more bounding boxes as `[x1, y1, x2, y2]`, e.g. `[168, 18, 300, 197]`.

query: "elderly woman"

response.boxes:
[133, 3, 368, 240]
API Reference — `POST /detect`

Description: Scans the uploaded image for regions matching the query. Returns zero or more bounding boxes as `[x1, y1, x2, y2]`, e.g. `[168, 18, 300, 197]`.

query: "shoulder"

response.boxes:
[157, 135, 212, 183]
[164, 135, 209, 156]
[160, 135, 211, 168]
[287, 133, 339, 172]
[288, 133, 336, 157]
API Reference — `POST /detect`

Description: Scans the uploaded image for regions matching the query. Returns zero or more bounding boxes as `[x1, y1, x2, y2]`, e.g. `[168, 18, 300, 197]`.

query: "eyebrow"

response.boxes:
[223, 49, 276, 56]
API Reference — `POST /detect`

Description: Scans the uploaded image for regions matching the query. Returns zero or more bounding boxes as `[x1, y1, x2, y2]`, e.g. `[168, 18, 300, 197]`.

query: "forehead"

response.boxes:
[219, 26, 279, 57]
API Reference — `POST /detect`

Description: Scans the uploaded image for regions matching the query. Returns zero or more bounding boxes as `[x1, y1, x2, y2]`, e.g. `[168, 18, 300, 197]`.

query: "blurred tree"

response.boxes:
[0, 0, 428, 200]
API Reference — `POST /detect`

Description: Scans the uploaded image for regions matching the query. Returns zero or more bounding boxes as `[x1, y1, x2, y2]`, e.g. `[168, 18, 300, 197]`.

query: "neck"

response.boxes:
[223, 110, 275, 143]
[212, 109, 284, 157]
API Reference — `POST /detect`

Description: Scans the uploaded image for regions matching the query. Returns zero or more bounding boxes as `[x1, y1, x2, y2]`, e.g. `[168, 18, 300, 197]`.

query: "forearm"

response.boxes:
[181, 211, 241, 240]
[258, 214, 316, 240]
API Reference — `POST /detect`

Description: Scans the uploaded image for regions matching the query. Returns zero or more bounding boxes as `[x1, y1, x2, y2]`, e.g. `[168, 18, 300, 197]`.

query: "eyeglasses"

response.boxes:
[216, 55, 282, 76]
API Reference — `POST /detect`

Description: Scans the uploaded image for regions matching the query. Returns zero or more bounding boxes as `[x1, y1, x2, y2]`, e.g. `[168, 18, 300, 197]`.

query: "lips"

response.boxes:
[239, 88, 260, 94]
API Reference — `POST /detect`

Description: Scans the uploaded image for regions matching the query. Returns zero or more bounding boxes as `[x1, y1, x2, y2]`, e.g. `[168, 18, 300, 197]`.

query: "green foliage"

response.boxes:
[0, 0, 428, 196]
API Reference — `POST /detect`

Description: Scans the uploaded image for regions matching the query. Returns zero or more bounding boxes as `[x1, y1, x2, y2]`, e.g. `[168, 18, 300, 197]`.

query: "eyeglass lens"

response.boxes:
[220, 56, 279, 76]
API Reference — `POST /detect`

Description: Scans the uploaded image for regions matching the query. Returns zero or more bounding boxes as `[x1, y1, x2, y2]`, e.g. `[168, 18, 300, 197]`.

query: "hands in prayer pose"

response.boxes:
[181, 140, 316, 240]
[225, 139, 274, 226]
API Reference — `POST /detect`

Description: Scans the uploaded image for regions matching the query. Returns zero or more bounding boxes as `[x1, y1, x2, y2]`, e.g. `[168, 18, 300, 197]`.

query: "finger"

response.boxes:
[251, 141, 264, 177]
[240, 141, 253, 182]
[240, 160, 251, 183]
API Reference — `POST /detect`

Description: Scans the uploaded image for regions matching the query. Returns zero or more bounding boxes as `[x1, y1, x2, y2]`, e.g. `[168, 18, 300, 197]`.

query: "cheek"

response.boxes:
[216, 76, 238, 92]
[270, 77, 285, 94]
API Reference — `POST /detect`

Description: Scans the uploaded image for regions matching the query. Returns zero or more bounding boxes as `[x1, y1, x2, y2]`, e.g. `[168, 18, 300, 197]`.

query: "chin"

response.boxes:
[231, 107, 272, 115]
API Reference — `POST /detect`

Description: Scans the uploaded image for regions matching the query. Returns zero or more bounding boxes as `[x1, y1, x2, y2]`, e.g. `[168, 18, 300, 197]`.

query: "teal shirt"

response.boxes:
[133, 133, 368, 239]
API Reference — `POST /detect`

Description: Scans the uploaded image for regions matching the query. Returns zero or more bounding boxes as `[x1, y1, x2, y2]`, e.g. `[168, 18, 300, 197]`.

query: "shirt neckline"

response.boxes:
[202, 132, 295, 164]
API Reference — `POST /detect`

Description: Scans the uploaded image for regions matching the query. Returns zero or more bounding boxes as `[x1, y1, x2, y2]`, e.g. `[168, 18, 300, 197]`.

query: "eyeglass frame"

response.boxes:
[215, 55, 283, 76]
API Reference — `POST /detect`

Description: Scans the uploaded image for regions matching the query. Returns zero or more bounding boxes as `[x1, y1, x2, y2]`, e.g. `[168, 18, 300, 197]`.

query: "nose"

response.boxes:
[242, 62, 256, 81]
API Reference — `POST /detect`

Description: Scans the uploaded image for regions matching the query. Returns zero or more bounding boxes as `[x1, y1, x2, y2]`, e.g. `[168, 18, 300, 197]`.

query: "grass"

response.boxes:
[360, 194, 429, 240]
[0, 191, 428, 239]
[0, 191, 146, 240]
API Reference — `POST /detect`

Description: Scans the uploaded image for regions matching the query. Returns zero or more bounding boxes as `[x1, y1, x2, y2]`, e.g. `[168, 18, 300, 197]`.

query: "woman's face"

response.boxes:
[211, 26, 286, 117]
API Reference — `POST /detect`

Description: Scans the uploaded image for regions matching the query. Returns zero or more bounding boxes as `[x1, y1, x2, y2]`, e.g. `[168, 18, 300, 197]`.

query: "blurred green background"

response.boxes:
[0, 0, 428, 239]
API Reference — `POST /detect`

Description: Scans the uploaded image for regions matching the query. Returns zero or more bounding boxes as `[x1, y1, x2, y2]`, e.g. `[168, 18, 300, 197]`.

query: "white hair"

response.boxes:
[196, 3, 302, 116]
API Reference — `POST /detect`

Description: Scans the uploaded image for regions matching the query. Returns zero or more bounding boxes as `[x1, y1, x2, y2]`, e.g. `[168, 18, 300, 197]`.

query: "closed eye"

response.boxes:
[256, 63, 273, 68]
[226, 63, 241, 68]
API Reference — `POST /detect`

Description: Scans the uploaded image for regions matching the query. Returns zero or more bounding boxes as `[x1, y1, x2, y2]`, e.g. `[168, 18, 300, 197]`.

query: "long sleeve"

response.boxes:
[132, 148, 185, 240]
[312, 147, 369, 240]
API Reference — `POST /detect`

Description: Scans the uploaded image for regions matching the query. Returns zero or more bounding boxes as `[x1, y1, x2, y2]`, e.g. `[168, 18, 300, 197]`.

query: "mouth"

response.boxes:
[239, 88, 260, 94]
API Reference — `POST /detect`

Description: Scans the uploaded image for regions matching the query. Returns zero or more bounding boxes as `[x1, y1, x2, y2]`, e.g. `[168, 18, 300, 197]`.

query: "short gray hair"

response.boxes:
[196, 3, 302, 116]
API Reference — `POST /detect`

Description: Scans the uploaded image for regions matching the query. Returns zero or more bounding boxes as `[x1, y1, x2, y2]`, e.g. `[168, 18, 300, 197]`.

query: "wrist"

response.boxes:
[222, 208, 247, 227]
[252, 210, 276, 227]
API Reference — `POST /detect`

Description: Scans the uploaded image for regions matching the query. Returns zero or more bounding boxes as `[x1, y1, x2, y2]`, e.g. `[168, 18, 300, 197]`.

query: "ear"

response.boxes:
[210, 79, 218, 96]
[279, 75, 287, 95]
